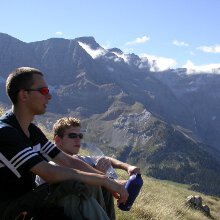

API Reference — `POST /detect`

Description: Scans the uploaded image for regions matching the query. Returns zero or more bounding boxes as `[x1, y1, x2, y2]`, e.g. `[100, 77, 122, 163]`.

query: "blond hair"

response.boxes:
[53, 117, 81, 137]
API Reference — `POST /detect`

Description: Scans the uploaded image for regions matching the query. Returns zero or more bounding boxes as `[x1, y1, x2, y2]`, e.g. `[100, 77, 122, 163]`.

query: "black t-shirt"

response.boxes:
[0, 110, 60, 200]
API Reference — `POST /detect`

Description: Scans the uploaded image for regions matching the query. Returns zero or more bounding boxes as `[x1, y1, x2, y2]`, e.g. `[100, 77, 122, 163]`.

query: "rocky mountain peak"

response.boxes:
[75, 36, 100, 50]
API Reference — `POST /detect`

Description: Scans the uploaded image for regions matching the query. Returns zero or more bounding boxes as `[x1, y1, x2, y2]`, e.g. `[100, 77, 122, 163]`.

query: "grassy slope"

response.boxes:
[115, 170, 220, 220]
[0, 107, 5, 116]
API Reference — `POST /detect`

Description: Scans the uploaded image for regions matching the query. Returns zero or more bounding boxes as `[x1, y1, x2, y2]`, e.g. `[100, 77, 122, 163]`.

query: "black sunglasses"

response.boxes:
[66, 133, 83, 139]
[25, 87, 50, 95]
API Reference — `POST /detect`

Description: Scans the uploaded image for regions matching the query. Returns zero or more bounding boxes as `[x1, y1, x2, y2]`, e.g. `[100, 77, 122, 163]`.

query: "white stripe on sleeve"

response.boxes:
[10, 147, 32, 163]
[0, 153, 21, 178]
[12, 149, 36, 167]
[41, 141, 56, 154]
[14, 153, 39, 169]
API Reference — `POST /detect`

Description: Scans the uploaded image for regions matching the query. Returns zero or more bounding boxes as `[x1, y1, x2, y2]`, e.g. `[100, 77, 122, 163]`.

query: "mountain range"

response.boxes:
[1, 32, 220, 196]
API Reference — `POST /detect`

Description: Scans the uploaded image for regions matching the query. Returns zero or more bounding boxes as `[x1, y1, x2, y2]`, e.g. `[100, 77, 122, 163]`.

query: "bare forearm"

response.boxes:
[32, 161, 106, 185]
[107, 157, 129, 171]
[53, 152, 103, 174]
[55, 167, 107, 186]
[107, 157, 141, 175]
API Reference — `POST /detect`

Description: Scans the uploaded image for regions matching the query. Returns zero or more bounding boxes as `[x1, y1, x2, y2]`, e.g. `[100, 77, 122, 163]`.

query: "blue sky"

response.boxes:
[1, 0, 220, 72]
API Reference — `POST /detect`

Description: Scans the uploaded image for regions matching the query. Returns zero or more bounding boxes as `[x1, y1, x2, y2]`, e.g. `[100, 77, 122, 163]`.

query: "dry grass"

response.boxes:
[0, 106, 5, 116]
[115, 171, 220, 220]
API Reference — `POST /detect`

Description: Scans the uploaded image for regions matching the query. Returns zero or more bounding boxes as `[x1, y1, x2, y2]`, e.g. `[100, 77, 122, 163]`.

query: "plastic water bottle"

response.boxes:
[81, 143, 118, 179]
[118, 173, 143, 211]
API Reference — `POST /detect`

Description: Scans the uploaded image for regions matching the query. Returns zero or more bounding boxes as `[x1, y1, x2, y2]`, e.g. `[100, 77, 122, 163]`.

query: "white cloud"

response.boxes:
[140, 54, 177, 71]
[183, 60, 220, 74]
[126, 36, 150, 46]
[78, 42, 106, 59]
[197, 44, 220, 53]
[172, 40, 189, 47]
[55, 32, 63, 36]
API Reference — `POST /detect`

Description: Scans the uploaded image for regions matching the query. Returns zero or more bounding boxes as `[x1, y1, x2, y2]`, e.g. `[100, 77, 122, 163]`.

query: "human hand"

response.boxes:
[104, 178, 128, 204]
[95, 157, 111, 173]
[127, 165, 140, 176]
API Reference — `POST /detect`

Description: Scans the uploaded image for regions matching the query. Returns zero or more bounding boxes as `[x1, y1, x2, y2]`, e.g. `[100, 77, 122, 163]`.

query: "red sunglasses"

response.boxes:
[25, 87, 50, 95]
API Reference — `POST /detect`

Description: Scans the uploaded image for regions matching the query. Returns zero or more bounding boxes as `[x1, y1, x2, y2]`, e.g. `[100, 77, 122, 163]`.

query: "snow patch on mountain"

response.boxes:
[78, 41, 106, 59]
[48, 85, 58, 94]
[111, 52, 129, 63]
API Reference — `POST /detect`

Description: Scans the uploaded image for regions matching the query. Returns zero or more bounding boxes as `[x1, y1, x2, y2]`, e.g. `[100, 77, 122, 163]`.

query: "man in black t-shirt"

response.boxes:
[0, 67, 128, 220]
[0, 112, 60, 200]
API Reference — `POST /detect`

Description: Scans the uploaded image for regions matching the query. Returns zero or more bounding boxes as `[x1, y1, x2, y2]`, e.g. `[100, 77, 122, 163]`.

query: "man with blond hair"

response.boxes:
[51, 116, 140, 219]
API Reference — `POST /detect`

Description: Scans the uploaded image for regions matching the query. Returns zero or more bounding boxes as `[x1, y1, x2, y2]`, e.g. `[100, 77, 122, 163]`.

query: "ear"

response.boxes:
[54, 135, 62, 147]
[17, 89, 29, 102]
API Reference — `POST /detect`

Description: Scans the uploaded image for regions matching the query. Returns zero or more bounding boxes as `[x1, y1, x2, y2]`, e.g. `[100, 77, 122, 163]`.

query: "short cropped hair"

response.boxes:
[53, 117, 81, 138]
[6, 67, 43, 105]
